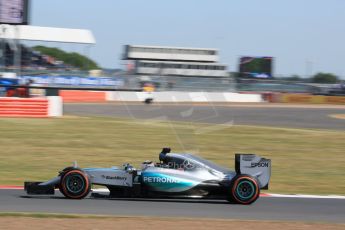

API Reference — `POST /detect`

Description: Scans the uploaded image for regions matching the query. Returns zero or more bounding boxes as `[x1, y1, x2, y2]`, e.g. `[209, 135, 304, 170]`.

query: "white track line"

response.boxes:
[267, 193, 345, 199]
[90, 189, 345, 199]
[2, 186, 345, 199]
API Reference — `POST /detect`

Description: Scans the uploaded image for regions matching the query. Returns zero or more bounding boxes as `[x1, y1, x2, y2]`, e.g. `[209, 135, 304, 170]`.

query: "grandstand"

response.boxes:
[1, 42, 68, 70]
[122, 45, 228, 78]
[0, 25, 96, 74]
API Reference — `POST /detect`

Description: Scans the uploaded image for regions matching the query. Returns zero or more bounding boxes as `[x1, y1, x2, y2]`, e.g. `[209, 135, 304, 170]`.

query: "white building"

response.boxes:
[122, 45, 228, 77]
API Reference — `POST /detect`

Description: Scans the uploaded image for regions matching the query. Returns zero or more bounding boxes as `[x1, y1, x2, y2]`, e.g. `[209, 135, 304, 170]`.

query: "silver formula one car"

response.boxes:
[25, 148, 271, 205]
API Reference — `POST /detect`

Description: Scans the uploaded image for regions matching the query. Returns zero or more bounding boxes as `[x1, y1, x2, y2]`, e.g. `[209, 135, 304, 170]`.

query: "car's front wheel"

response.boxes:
[227, 175, 260, 205]
[59, 169, 91, 199]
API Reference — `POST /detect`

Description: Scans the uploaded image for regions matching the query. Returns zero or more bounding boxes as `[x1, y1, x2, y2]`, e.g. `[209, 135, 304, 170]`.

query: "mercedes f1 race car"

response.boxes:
[24, 148, 271, 205]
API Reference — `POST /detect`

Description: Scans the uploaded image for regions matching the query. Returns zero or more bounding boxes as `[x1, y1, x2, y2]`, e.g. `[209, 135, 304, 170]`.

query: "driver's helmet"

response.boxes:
[159, 147, 171, 163]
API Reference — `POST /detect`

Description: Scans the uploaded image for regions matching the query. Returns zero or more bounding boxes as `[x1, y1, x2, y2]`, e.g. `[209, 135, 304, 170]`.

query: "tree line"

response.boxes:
[283, 73, 340, 84]
[33, 46, 99, 70]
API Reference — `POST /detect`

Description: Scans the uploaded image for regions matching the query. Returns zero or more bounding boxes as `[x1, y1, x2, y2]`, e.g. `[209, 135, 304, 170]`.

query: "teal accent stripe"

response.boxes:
[142, 172, 197, 190]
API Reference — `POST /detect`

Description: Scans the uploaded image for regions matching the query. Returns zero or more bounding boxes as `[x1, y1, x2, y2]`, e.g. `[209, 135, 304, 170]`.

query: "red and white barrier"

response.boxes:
[56, 89, 263, 103]
[0, 96, 62, 117]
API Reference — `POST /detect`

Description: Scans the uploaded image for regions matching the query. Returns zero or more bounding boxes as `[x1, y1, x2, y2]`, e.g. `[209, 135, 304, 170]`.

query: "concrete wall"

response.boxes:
[106, 91, 263, 103]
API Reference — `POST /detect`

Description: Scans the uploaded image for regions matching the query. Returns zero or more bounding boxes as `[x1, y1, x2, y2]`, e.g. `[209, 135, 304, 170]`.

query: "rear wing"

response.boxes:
[235, 154, 271, 189]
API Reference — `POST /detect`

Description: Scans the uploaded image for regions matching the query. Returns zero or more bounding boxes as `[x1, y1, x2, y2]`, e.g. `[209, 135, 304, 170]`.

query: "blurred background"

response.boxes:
[1, 0, 345, 96]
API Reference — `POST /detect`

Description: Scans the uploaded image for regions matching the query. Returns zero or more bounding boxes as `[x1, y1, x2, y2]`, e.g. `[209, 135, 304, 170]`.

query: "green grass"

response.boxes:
[0, 116, 344, 195]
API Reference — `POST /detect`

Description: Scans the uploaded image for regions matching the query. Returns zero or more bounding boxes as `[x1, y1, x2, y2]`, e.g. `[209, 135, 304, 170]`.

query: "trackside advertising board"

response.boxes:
[20, 76, 124, 88]
[278, 94, 345, 105]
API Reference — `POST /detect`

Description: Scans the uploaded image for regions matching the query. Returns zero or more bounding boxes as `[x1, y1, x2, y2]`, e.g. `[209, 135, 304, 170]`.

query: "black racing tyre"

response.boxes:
[58, 167, 77, 195]
[59, 169, 91, 199]
[227, 175, 260, 205]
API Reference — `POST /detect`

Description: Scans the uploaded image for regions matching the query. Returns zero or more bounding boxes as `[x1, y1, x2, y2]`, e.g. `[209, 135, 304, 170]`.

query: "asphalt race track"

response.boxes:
[64, 103, 345, 130]
[1, 190, 345, 223]
[2, 103, 344, 222]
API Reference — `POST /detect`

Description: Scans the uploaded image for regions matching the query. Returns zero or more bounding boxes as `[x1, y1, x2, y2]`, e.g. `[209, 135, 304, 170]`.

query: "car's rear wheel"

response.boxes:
[59, 169, 90, 199]
[228, 175, 260, 205]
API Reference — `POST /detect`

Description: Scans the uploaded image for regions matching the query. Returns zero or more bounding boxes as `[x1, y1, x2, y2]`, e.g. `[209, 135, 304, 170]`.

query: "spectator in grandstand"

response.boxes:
[167, 81, 175, 90]
[5, 86, 16, 97]
[17, 79, 34, 98]
[1, 78, 18, 97]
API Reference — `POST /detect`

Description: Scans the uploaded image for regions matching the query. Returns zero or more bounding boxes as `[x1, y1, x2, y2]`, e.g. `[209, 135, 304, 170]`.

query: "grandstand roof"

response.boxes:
[0, 25, 95, 44]
[128, 44, 217, 51]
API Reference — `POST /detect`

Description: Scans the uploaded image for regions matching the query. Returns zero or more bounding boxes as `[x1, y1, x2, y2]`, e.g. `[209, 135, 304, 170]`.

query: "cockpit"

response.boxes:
[157, 148, 195, 170]
[141, 148, 230, 173]
[157, 148, 230, 173]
